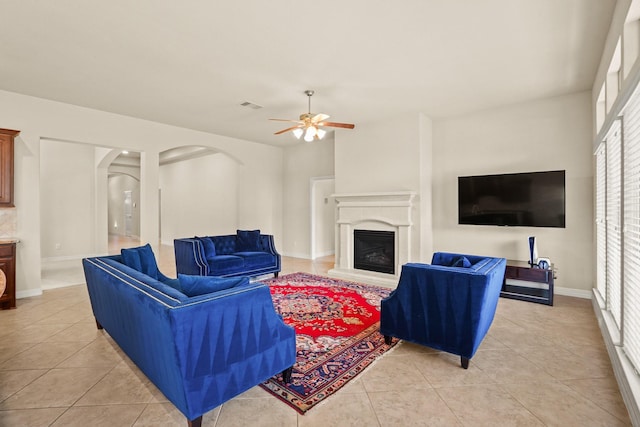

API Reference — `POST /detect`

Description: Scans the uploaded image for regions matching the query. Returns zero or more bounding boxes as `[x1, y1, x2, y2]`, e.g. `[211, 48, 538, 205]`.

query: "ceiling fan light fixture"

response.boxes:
[271, 90, 354, 140]
[304, 129, 315, 142]
[305, 126, 317, 139]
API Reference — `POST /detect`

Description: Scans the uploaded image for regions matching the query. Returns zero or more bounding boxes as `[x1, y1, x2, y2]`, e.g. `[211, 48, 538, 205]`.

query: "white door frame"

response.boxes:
[310, 176, 335, 260]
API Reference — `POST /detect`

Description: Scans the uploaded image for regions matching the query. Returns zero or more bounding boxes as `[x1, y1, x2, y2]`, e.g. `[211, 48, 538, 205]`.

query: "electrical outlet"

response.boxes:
[55, 243, 61, 250]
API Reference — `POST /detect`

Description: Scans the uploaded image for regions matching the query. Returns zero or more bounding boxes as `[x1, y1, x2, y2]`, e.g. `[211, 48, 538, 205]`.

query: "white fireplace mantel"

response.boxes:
[329, 191, 417, 287]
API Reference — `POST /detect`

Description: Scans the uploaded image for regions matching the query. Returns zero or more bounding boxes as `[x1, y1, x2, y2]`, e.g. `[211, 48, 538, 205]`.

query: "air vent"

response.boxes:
[240, 101, 263, 110]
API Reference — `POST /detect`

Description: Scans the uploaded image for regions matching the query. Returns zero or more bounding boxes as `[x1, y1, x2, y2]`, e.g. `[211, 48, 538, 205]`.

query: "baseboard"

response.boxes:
[16, 288, 43, 299]
[42, 253, 103, 263]
[592, 290, 640, 425]
[41, 282, 85, 291]
[555, 286, 591, 299]
[281, 251, 311, 260]
[312, 250, 335, 259]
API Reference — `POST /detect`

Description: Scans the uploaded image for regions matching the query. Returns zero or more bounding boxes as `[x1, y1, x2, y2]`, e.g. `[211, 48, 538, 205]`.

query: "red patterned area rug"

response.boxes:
[259, 272, 397, 414]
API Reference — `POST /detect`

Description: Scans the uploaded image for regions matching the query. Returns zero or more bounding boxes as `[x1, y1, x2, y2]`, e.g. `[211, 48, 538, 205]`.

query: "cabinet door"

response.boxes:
[0, 246, 16, 309]
[0, 133, 14, 207]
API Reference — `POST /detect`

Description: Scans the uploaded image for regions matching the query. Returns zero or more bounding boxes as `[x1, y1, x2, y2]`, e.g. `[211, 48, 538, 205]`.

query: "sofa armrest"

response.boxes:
[174, 239, 209, 276]
[258, 234, 280, 255]
[259, 234, 281, 275]
[170, 282, 296, 417]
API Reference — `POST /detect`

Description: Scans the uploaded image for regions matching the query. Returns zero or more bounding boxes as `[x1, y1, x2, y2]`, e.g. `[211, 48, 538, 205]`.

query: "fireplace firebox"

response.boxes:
[353, 230, 395, 275]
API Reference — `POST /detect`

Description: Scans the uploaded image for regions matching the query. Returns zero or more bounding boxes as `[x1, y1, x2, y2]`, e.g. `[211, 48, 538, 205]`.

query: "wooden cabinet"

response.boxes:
[0, 242, 16, 309]
[0, 128, 18, 207]
[501, 259, 555, 306]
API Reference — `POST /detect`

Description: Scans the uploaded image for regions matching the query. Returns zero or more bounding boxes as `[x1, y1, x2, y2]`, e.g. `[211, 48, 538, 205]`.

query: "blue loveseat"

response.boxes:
[82, 244, 295, 427]
[380, 252, 507, 369]
[174, 230, 281, 278]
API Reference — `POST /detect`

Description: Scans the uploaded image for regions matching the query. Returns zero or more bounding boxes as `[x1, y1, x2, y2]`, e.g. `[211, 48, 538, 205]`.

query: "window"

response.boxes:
[623, 88, 640, 368]
[596, 144, 607, 301]
[597, 82, 640, 372]
[605, 120, 622, 330]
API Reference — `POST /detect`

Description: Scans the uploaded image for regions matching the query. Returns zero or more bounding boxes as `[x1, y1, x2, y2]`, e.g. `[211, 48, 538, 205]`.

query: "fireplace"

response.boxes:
[354, 230, 395, 274]
[328, 192, 416, 287]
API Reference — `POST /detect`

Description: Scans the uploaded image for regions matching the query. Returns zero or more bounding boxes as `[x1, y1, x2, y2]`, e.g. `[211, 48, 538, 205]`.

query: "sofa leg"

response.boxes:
[187, 416, 202, 427]
[275, 272, 279, 278]
[282, 366, 293, 383]
[95, 318, 103, 330]
[461, 356, 469, 369]
[384, 335, 392, 345]
[187, 415, 202, 427]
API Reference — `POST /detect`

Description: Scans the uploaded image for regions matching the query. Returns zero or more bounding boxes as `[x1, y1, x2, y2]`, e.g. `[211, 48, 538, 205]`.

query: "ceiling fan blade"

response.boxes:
[274, 125, 302, 135]
[269, 118, 302, 123]
[320, 121, 355, 129]
[311, 113, 330, 123]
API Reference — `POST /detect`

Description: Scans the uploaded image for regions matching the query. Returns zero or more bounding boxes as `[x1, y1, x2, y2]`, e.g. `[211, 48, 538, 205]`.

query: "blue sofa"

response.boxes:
[82, 244, 295, 427]
[174, 230, 280, 278]
[380, 252, 507, 369]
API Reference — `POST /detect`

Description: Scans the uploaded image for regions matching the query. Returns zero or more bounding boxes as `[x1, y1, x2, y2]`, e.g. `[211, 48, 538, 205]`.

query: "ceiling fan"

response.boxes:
[270, 90, 355, 141]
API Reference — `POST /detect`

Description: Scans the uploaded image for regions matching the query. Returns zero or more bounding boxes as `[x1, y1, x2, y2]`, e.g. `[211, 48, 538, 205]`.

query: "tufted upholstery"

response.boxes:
[174, 234, 281, 278]
[83, 254, 295, 426]
[380, 252, 506, 369]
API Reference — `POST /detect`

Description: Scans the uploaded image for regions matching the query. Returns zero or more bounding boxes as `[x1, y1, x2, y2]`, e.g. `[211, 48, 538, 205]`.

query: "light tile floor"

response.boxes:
[2, 239, 631, 426]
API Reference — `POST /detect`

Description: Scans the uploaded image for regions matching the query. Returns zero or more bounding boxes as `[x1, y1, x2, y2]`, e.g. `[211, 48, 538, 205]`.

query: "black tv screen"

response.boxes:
[458, 170, 565, 228]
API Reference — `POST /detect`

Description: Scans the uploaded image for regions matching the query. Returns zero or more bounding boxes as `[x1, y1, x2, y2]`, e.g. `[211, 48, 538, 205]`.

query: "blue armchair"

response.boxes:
[380, 252, 506, 369]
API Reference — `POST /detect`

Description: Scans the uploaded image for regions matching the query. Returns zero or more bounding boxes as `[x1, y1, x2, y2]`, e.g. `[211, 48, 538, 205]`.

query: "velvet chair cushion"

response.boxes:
[234, 252, 276, 269]
[177, 274, 249, 297]
[236, 229, 260, 251]
[451, 256, 472, 268]
[207, 255, 245, 276]
[196, 236, 217, 259]
[121, 244, 160, 280]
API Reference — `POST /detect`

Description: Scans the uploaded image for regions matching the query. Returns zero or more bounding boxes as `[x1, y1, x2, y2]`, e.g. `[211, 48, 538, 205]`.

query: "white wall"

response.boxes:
[335, 115, 421, 194]
[334, 114, 431, 264]
[432, 91, 594, 294]
[419, 114, 434, 260]
[0, 89, 283, 297]
[282, 138, 334, 258]
[108, 173, 140, 237]
[40, 140, 96, 259]
[159, 152, 238, 244]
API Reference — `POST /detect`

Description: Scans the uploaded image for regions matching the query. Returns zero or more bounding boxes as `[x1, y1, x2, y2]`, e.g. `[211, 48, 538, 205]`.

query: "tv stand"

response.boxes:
[501, 260, 554, 306]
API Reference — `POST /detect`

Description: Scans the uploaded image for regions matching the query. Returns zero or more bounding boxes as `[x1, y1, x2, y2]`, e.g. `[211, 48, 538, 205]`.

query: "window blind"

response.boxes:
[596, 143, 607, 302]
[623, 88, 640, 370]
[606, 120, 622, 330]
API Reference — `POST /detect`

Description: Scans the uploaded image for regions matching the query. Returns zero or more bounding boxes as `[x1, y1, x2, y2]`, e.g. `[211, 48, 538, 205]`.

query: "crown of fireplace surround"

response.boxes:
[328, 191, 417, 288]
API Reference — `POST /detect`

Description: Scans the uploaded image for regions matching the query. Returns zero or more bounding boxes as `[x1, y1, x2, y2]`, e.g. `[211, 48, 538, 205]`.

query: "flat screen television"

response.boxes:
[458, 170, 565, 228]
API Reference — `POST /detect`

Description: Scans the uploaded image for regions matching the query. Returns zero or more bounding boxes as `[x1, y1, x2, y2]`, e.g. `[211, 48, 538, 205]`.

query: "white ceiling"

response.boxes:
[0, 0, 616, 146]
